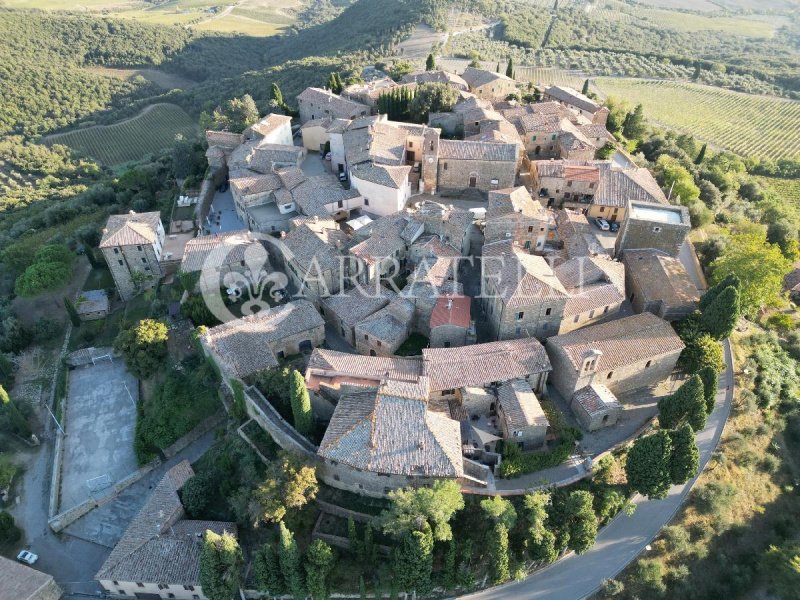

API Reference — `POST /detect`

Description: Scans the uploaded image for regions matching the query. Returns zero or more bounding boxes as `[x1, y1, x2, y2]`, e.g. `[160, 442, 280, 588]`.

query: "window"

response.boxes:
[517, 311, 524, 320]
[444, 341, 451, 348]
[531, 135, 537, 141]
[184, 586, 195, 591]
[429, 141, 434, 151]
[524, 241, 531, 249]
[337, 200, 343, 208]
[364, 334, 368, 340]
[112, 581, 119, 586]
[443, 162, 448, 170]
[589, 182, 595, 189]
[409, 141, 414, 148]
[333, 474, 340, 481]
[564, 192, 571, 199]
[574, 315, 580, 323]
[144, 266, 150, 272]
[364, 198, 369, 206]
[118, 260, 123, 266]
[551, 134, 557, 140]
[113, 248, 119, 254]
[137, 245, 143, 251]
[136, 583, 144, 588]
[528, 226, 534, 232]
[589, 310, 594, 318]
[545, 308, 552, 316]
[645, 360, 652, 368]
[377, 340, 382, 347]
[567, 181, 572, 187]
[141, 257, 147, 263]
[599, 206, 605, 212]
[607, 371, 613, 379]
[515, 326, 521, 336]
[653, 226, 662, 233]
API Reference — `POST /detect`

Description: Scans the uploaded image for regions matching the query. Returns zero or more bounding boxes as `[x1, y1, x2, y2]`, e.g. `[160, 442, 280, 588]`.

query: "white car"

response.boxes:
[17, 550, 38, 565]
[594, 217, 610, 231]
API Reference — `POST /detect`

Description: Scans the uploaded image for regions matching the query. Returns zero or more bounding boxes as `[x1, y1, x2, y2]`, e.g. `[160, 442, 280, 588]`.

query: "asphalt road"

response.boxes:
[464, 340, 734, 600]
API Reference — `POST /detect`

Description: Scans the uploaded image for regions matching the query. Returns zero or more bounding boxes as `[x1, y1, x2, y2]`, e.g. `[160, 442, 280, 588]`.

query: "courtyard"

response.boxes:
[59, 359, 138, 512]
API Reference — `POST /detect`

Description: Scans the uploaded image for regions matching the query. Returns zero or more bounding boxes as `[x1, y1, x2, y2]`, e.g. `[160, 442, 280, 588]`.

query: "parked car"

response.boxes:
[412, 162, 421, 173]
[610, 221, 620, 232]
[594, 217, 610, 231]
[17, 550, 38, 565]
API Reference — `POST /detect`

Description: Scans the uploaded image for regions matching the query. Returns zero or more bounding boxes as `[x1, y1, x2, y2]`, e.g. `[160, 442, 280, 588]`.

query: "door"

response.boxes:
[469, 175, 477, 188]
[407, 150, 416, 162]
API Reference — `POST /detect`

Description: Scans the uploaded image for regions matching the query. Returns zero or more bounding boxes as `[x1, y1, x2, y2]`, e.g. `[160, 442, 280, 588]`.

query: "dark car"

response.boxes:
[610, 221, 620, 232]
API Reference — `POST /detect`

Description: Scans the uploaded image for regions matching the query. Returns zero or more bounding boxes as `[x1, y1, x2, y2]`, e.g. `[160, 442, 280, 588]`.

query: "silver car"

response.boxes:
[594, 217, 610, 231]
[17, 550, 38, 565]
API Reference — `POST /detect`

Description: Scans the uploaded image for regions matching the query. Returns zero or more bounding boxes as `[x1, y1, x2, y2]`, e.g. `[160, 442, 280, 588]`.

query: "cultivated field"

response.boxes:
[43, 103, 197, 166]
[85, 66, 198, 90]
[595, 78, 800, 160]
[756, 176, 800, 206]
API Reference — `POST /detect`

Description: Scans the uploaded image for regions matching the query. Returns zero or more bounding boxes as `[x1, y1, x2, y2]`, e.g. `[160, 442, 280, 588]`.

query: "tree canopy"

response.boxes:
[379, 479, 464, 542]
[658, 375, 707, 431]
[626, 430, 674, 499]
[199, 530, 243, 600]
[289, 369, 313, 435]
[409, 83, 459, 123]
[251, 451, 318, 525]
[113, 318, 168, 379]
[668, 424, 699, 485]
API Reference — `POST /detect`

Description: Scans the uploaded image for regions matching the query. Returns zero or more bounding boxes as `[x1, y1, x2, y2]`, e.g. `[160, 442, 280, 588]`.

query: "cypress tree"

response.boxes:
[697, 365, 718, 414]
[442, 538, 457, 590]
[506, 57, 514, 78]
[359, 576, 367, 600]
[626, 430, 674, 499]
[347, 516, 360, 557]
[699, 273, 741, 311]
[700, 285, 740, 340]
[426, 53, 435, 71]
[305, 539, 335, 600]
[658, 375, 707, 431]
[254, 544, 284, 596]
[64, 296, 81, 327]
[278, 522, 304, 599]
[363, 523, 375, 566]
[565, 490, 598, 554]
[289, 369, 313, 434]
[581, 79, 590, 95]
[0, 384, 30, 438]
[393, 523, 433, 595]
[668, 424, 699, 485]
[695, 143, 707, 164]
[488, 522, 511, 584]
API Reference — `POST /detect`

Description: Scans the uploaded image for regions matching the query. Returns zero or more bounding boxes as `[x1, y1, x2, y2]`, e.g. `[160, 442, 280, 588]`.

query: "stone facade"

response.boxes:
[430, 322, 468, 348]
[100, 215, 165, 301]
[623, 249, 699, 321]
[297, 88, 369, 124]
[614, 200, 691, 258]
[318, 459, 456, 498]
[437, 148, 518, 196]
[569, 384, 622, 432]
[484, 293, 566, 340]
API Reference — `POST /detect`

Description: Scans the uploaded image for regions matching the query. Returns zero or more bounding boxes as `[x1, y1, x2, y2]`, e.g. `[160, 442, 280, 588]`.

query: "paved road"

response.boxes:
[464, 340, 734, 600]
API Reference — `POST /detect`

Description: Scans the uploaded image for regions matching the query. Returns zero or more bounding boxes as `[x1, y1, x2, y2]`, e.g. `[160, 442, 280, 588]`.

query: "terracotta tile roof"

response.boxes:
[564, 165, 601, 182]
[202, 300, 324, 378]
[350, 162, 411, 189]
[547, 312, 684, 373]
[423, 337, 551, 391]
[297, 87, 369, 118]
[487, 186, 547, 219]
[205, 130, 243, 149]
[75, 289, 109, 315]
[322, 286, 396, 329]
[411, 234, 461, 259]
[430, 294, 471, 329]
[0, 556, 58, 600]
[438, 139, 518, 162]
[99, 211, 161, 248]
[482, 240, 569, 306]
[307, 348, 423, 385]
[248, 144, 305, 174]
[245, 113, 292, 139]
[544, 86, 601, 114]
[562, 282, 625, 317]
[96, 460, 237, 587]
[301, 116, 333, 130]
[355, 297, 415, 345]
[344, 121, 407, 166]
[555, 256, 625, 292]
[498, 378, 549, 431]
[181, 230, 260, 273]
[318, 377, 463, 477]
[594, 167, 667, 208]
[326, 118, 351, 134]
[555, 208, 608, 258]
[291, 174, 361, 216]
[229, 169, 282, 200]
[572, 383, 621, 415]
[283, 222, 347, 272]
[276, 166, 307, 190]
[462, 66, 515, 88]
[622, 249, 700, 308]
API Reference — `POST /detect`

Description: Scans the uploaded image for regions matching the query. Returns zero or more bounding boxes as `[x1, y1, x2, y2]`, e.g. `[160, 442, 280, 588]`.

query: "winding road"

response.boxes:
[464, 339, 734, 600]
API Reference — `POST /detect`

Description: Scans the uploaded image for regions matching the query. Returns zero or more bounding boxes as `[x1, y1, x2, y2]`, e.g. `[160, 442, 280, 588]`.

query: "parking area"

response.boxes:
[59, 359, 138, 512]
[205, 187, 246, 234]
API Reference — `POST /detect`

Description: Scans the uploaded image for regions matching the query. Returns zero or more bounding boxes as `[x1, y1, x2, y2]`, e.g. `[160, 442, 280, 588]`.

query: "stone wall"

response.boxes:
[483, 292, 566, 341]
[436, 158, 516, 196]
[102, 242, 162, 301]
[615, 208, 690, 258]
[429, 323, 468, 348]
[557, 302, 622, 335]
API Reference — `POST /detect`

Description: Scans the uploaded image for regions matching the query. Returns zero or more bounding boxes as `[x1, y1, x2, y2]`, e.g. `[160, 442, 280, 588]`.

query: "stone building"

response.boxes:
[614, 200, 691, 258]
[0, 556, 62, 600]
[205, 130, 244, 170]
[461, 67, 517, 100]
[354, 296, 416, 357]
[569, 383, 622, 431]
[348, 212, 423, 284]
[542, 85, 609, 126]
[622, 249, 700, 321]
[243, 113, 293, 146]
[280, 219, 350, 299]
[497, 378, 549, 449]
[317, 377, 464, 497]
[96, 461, 237, 600]
[429, 294, 472, 348]
[546, 312, 685, 398]
[300, 117, 332, 152]
[401, 70, 469, 91]
[436, 140, 518, 196]
[348, 162, 412, 217]
[554, 255, 626, 333]
[180, 230, 262, 277]
[590, 167, 668, 224]
[201, 300, 325, 380]
[296, 87, 369, 124]
[484, 186, 551, 251]
[532, 160, 602, 209]
[320, 285, 395, 346]
[342, 76, 404, 108]
[554, 208, 608, 259]
[481, 240, 569, 340]
[75, 289, 110, 321]
[99, 211, 165, 301]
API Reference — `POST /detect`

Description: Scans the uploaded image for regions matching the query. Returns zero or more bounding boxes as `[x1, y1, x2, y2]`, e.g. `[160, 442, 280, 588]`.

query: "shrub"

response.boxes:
[181, 474, 212, 518]
[633, 559, 666, 596]
[600, 578, 625, 597]
[693, 481, 736, 514]
[498, 428, 581, 478]
[766, 313, 795, 333]
[0, 510, 21, 544]
[660, 525, 691, 556]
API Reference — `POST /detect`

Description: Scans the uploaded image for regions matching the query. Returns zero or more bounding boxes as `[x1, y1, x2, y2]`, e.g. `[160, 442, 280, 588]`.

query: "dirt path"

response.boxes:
[188, 3, 234, 29]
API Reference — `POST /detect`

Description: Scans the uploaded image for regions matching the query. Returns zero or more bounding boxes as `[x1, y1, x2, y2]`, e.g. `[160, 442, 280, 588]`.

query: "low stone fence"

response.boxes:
[48, 410, 226, 532]
[244, 386, 317, 457]
[314, 499, 375, 524]
[311, 512, 391, 556]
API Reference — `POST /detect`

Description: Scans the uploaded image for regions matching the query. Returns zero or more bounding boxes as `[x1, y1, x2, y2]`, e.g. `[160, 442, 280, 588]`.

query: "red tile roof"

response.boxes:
[430, 294, 471, 329]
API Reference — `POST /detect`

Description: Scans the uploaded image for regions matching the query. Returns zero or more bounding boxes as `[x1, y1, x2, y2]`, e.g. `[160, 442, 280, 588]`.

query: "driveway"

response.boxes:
[206, 187, 246, 234]
[463, 340, 734, 600]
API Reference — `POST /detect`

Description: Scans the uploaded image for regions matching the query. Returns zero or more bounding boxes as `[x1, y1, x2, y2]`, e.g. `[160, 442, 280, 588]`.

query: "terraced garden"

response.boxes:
[43, 103, 197, 166]
[595, 78, 800, 160]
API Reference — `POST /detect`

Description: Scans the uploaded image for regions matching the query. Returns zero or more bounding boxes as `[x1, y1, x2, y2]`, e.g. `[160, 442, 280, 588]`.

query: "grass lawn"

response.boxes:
[394, 333, 429, 357]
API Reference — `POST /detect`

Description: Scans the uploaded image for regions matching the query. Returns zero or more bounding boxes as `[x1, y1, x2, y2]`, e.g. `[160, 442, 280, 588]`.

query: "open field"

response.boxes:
[85, 66, 198, 90]
[595, 78, 800, 160]
[756, 176, 800, 205]
[43, 103, 197, 166]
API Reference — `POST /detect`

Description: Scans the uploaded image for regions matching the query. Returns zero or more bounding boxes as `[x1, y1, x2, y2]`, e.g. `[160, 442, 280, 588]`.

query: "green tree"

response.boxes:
[289, 369, 313, 434]
[658, 375, 707, 431]
[657, 155, 700, 203]
[347, 516, 360, 557]
[226, 94, 259, 132]
[363, 522, 375, 565]
[622, 104, 646, 140]
[251, 452, 317, 525]
[712, 230, 791, 317]
[680, 333, 724, 375]
[626, 430, 673, 499]
[278, 521, 304, 599]
[695, 143, 707, 165]
[523, 491, 558, 563]
[697, 365, 718, 414]
[761, 541, 800, 600]
[181, 474, 212, 518]
[113, 319, 168, 379]
[393, 522, 434, 595]
[64, 296, 81, 327]
[699, 273, 740, 311]
[306, 539, 335, 600]
[506, 57, 514, 78]
[668, 424, 699, 485]
[379, 479, 464, 542]
[488, 521, 511, 584]
[425, 53, 435, 71]
[700, 285, 740, 340]
[565, 490, 598, 554]
[480, 495, 518, 528]
[408, 82, 459, 123]
[15, 247, 74, 297]
[270, 82, 287, 113]
[254, 544, 285, 596]
[199, 530, 243, 600]
[442, 538, 458, 590]
[581, 79, 590, 95]
[0, 384, 30, 438]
